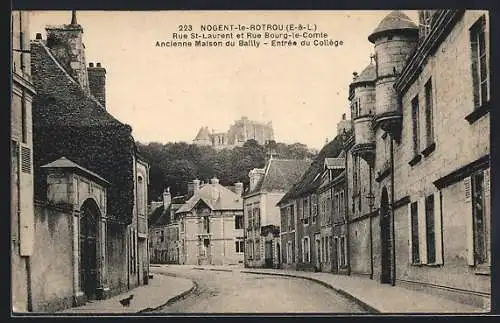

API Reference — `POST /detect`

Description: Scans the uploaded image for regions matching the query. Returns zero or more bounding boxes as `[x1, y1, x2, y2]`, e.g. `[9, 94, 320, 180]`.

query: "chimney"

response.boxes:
[248, 168, 265, 192]
[163, 187, 172, 210]
[210, 177, 220, 185]
[192, 179, 201, 195]
[87, 61, 107, 108]
[45, 10, 90, 94]
[235, 182, 243, 196]
[337, 116, 352, 137]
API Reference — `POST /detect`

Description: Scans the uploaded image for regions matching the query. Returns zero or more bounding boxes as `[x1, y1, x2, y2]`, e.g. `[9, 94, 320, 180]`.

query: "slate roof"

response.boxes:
[350, 63, 376, 88]
[41, 156, 109, 185]
[324, 158, 345, 170]
[194, 126, 211, 141]
[277, 136, 344, 205]
[245, 158, 312, 196]
[148, 204, 168, 227]
[176, 183, 243, 214]
[30, 40, 126, 128]
[368, 10, 418, 43]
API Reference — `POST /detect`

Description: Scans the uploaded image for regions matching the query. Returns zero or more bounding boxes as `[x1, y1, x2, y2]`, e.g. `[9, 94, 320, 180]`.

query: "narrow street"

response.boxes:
[151, 266, 367, 313]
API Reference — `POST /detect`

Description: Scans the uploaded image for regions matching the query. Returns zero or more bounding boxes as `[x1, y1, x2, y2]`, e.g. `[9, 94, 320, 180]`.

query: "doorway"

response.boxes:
[265, 241, 273, 268]
[80, 199, 100, 300]
[380, 187, 392, 284]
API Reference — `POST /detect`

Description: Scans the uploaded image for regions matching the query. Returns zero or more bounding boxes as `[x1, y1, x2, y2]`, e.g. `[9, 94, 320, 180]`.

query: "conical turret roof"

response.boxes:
[194, 126, 211, 141]
[368, 10, 418, 43]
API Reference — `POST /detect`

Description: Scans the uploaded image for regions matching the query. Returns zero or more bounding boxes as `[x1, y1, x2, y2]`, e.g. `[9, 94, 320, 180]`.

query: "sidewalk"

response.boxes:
[58, 272, 194, 314]
[182, 264, 488, 314]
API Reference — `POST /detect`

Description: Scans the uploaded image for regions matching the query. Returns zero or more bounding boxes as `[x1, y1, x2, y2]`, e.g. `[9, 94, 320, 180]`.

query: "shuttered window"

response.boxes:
[470, 15, 489, 109]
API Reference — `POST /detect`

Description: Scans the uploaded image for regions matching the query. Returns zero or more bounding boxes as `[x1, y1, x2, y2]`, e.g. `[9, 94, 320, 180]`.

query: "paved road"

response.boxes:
[152, 266, 367, 313]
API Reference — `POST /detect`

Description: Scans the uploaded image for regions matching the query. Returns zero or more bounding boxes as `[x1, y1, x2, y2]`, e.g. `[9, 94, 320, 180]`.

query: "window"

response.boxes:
[340, 236, 346, 267]
[287, 241, 293, 263]
[411, 95, 420, 155]
[297, 199, 303, 221]
[327, 236, 331, 263]
[311, 194, 318, 224]
[21, 93, 27, 143]
[202, 215, 210, 234]
[321, 237, 325, 262]
[235, 240, 244, 253]
[339, 191, 345, 220]
[424, 79, 434, 147]
[470, 16, 489, 109]
[255, 240, 260, 260]
[235, 214, 243, 229]
[410, 202, 420, 264]
[472, 171, 488, 265]
[247, 241, 253, 259]
[247, 208, 253, 230]
[289, 205, 295, 231]
[425, 195, 436, 264]
[302, 237, 310, 262]
[160, 230, 165, 243]
[303, 197, 309, 225]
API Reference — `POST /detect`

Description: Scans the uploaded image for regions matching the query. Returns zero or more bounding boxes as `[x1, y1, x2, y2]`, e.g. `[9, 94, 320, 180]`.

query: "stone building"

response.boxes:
[175, 178, 245, 265]
[277, 137, 343, 272]
[16, 11, 150, 312]
[243, 158, 311, 268]
[343, 10, 490, 309]
[11, 10, 37, 313]
[148, 189, 186, 264]
[193, 116, 275, 150]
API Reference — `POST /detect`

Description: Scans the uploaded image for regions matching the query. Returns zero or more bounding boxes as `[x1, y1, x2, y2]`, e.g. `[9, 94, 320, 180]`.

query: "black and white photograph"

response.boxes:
[10, 8, 492, 315]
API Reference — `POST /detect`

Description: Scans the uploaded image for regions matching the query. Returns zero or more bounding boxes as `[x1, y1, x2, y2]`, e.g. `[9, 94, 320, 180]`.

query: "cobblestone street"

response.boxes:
[151, 266, 367, 313]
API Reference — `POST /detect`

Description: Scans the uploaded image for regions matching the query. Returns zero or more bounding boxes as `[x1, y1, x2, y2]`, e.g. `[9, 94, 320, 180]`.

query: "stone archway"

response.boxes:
[380, 187, 392, 284]
[80, 198, 101, 300]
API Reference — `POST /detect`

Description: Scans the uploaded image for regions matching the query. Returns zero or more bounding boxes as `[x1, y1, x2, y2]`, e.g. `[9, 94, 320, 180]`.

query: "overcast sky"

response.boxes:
[28, 10, 419, 150]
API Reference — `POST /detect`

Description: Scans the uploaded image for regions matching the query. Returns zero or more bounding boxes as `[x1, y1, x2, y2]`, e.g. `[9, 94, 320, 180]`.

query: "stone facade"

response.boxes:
[244, 158, 311, 268]
[342, 10, 490, 309]
[11, 10, 37, 313]
[15, 11, 150, 312]
[177, 178, 245, 266]
[193, 116, 275, 150]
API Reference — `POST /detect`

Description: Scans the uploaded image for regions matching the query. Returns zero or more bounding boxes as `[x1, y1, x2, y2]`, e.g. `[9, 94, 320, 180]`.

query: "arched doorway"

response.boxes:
[380, 187, 392, 284]
[80, 199, 100, 300]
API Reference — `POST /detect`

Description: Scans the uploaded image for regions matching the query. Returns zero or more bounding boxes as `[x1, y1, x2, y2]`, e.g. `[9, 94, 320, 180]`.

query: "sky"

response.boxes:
[28, 10, 419, 150]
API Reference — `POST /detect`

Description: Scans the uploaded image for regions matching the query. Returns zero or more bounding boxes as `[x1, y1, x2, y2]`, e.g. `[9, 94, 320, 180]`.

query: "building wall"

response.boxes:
[243, 193, 263, 267]
[11, 10, 35, 313]
[280, 201, 297, 269]
[30, 202, 74, 312]
[392, 11, 490, 308]
[106, 223, 129, 296]
[182, 210, 243, 265]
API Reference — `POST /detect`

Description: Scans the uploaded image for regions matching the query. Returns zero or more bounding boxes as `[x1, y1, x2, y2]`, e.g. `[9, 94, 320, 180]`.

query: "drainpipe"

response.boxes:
[368, 165, 374, 280]
[26, 256, 33, 312]
[390, 136, 396, 286]
[345, 146, 351, 276]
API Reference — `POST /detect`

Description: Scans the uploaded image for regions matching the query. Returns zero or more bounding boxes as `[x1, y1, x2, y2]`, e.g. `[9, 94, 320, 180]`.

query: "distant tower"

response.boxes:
[193, 126, 211, 146]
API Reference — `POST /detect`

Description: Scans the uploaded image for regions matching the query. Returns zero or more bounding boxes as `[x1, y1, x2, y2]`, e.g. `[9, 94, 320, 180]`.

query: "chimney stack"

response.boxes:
[235, 182, 243, 196]
[46, 10, 90, 94]
[192, 179, 201, 194]
[87, 61, 107, 108]
[163, 187, 171, 210]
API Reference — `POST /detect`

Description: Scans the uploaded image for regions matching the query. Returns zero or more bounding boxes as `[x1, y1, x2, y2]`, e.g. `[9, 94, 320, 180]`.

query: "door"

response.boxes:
[315, 238, 321, 270]
[380, 188, 392, 284]
[80, 200, 99, 300]
[265, 241, 273, 268]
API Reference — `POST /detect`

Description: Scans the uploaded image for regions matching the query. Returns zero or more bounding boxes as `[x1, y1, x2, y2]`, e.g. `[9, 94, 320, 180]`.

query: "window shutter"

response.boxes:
[484, 168, 490, 197]
[418, 197, 427, 264]
[434, 191, 443, 265]
[19, 143, 34, 256]
[464, 177, 474, 266]
[408, 202, 413, 264]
